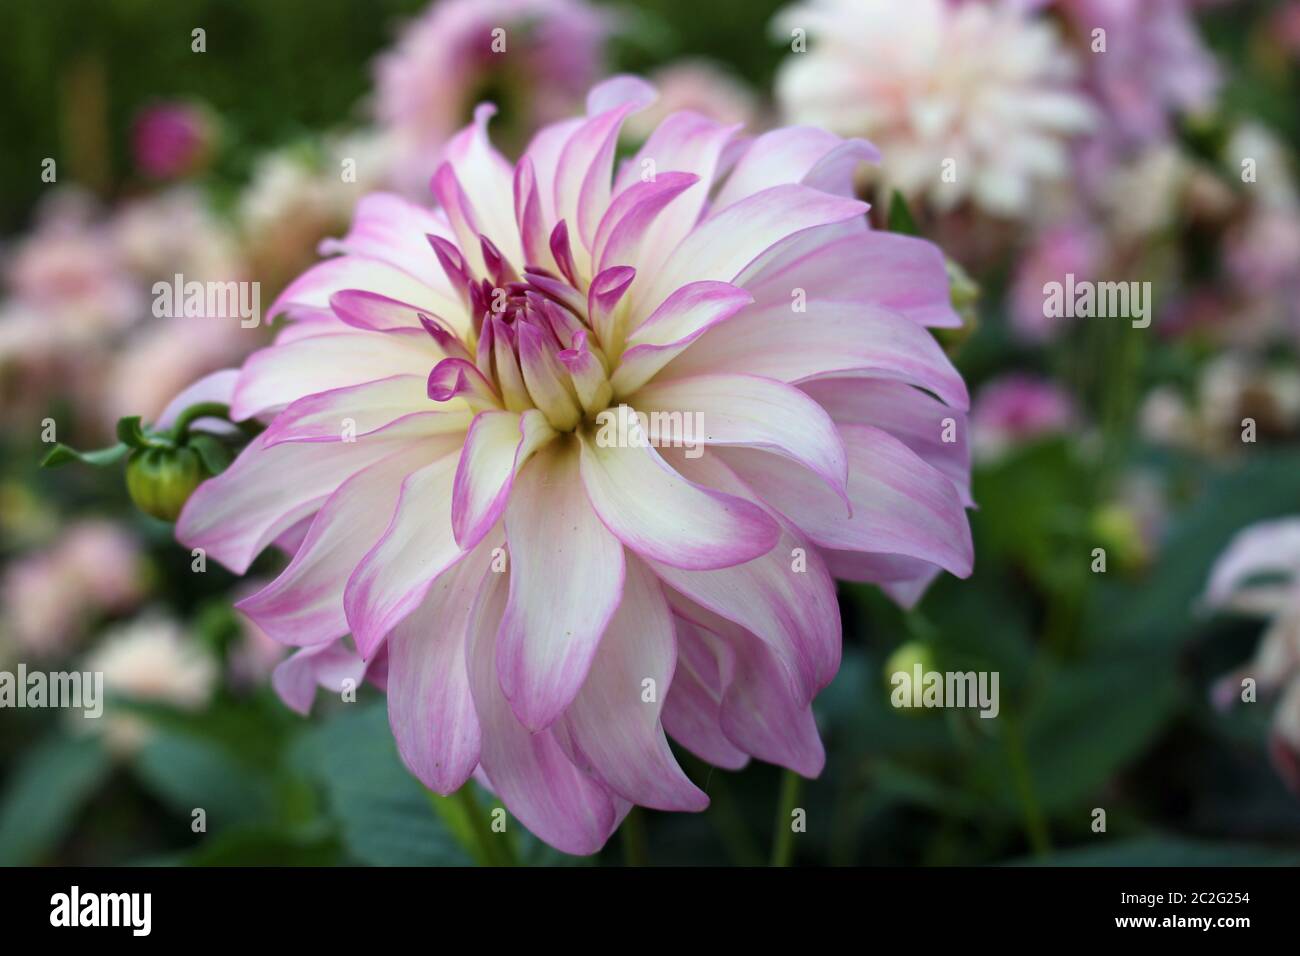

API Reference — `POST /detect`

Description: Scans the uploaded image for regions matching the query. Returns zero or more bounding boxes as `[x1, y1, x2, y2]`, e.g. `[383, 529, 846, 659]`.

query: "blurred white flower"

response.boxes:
[774, 0, 1094, 216]
[81, 614, 217, 754]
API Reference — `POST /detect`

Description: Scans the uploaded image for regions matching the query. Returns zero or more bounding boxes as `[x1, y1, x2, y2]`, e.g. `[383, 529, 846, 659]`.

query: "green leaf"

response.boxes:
[0, 734, 112, 864]
[131, 730, 275, 830]
[1012, 836, 1300, 867]
[133, 823, 342, 867]
[887, 189, 919, 236]
[188, 433, 234, 475]
[39, 442, 129, 469]
[295, 703, 473, 866]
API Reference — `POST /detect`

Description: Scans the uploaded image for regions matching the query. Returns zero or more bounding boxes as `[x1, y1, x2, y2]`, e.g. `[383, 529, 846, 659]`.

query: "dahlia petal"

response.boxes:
[721, 422, 974, 578]
[577, 425, 779, 570]
[268, 255, 464, 331]
[712, 127, 878, 213]
[556, 104, 646, 268]
[317, 192, 457, 292]
[557, 331, 613, 413]
[661, 616, 750, 770]
[740, 228, 963, 328]
[610, 281, 753, 396]
[498, 439, 625, 731]
[634, 184, 867, 316]
[154, 368, 239, 433]
[557, 556, 708, 812]
[452, 408, 555, 551]
[519, 118, 584, 226]
[231, 330, 441, 421]
[271, 640, 368, 717]
[426, 357, 501, 413]
[820, 550, 942, 610]
[176, 415, 453, 575]
[801, 377, 972, 506]
[259, 375, 461, 447]
[612, 112, 741, 282]
[387, 534, 500, 795]
[467, 569, 619, 856]
[442, 104, 523, 267]
[663, 300, 969, 410]
[516, 321, 582, 430]
[585, 265, 636, 351]
[585, 74, 658, 117]
[592, 172, 699, 275]
[236, 439, 453, 645]
[646, 450, 841, 701]
[513, 158, 555, 274]
[330, 288, 443, 334]
[713, 626, 826, 778]
[343, 449, 464, 657]
[631, 373, 848, 500]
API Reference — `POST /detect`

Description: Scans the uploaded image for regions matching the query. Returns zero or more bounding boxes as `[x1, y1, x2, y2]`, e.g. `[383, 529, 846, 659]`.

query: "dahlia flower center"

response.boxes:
[426, 222, 630, 432]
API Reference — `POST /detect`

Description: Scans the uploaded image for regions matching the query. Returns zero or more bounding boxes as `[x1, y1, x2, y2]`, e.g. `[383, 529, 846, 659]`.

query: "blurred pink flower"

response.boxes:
[773, 0, 1094, 217]
[4, 191, 141, 339]
[176, 75, 974, 853]
[131, 102, 216, 180]
[1204, 518, 1300, 793]
[374, 0, 612, 194]
[970, 373, 1076, 461]
[1010, 221, 1103, 342]
[624, 61, 760, 142]
[1053, 0, 1219, 147]
[1, 520, 147, 657]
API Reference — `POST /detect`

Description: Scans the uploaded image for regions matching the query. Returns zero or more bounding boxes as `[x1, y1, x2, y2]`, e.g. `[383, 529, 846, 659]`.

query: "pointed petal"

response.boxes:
[452, 409, 555, 550]
[343, 449, 464, 656]
[578, 421, 779, 570]
[497, 439, 625, 731]
[387, 533, 500, 795]
[176, 414, 455, 574]
[467, 569, 618, 856]
[231, 331, 441, 420]
[721, 422, 974, 578]
[610, 281, 753, 396]
[558, 556, 708, 812]
[236, 438, 454, 644]
[631, 373, 848, 500]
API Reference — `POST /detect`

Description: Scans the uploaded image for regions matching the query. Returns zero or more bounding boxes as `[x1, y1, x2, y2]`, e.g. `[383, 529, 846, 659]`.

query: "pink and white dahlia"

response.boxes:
[1205, 518, 1300, 793]
[772, 0, 1094, 217]
[374, 0, 612, 195]
[176, 76, 974, 854]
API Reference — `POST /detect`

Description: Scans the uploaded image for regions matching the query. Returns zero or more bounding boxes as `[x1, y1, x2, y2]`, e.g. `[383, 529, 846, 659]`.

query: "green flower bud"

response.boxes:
[936, 257, 980, 355]
[884, 641, 937, 709]
[126, 445, 207, 521]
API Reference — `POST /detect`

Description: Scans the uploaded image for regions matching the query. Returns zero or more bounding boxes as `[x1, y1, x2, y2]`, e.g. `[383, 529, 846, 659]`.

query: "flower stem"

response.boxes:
[450, 785, 515, 867]
[1004, 718, 1051, 857]
[769, 769, 802, 867]
[620, 807, 648, 867]
[167, 402, 232, 442]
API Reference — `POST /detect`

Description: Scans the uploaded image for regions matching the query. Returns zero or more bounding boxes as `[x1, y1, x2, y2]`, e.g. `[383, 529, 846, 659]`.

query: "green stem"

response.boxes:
[167, 402, 232, 442]
[1004, 719, 1051, 857]
[620, 807, 648, 867]
[769, 769, 803, 867]
[453, 785, 514, 867]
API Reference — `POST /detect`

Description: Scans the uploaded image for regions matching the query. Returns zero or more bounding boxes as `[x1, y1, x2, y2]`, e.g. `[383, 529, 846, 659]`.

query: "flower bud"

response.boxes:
[125, 446, 207, 521]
